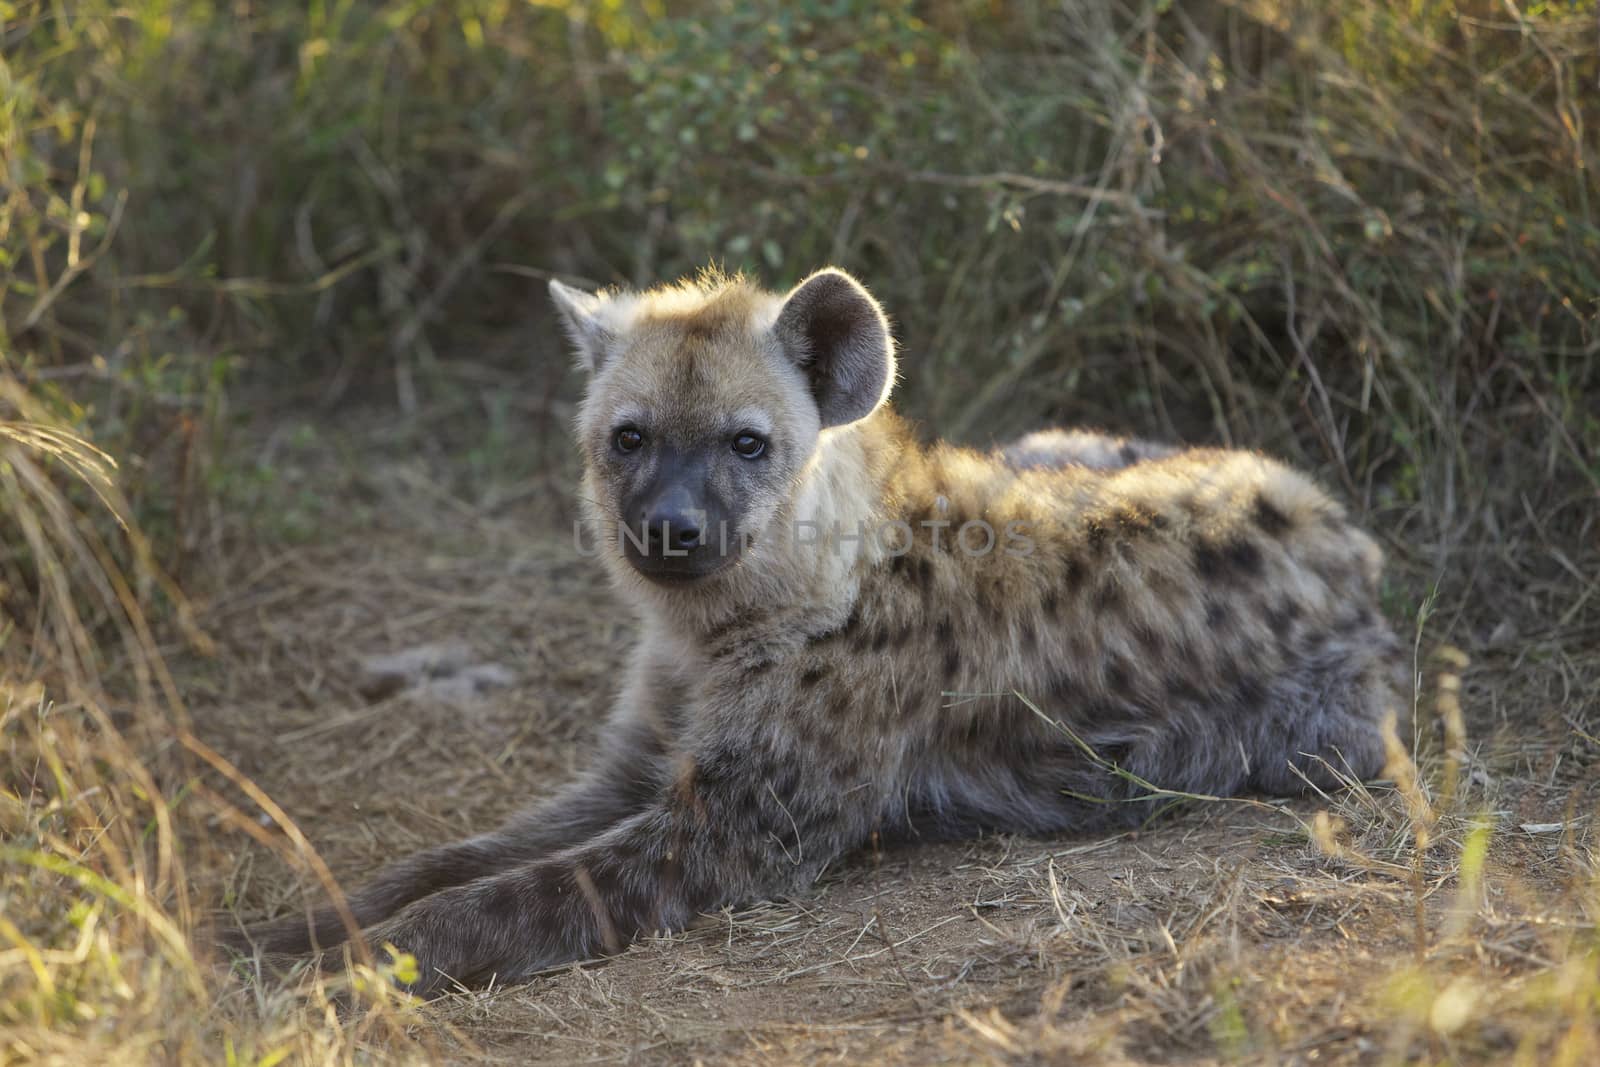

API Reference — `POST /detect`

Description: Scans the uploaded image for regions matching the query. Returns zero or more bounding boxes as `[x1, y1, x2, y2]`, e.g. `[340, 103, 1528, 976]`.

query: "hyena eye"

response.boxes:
[732, 432, 767, 459]
[613, 427, 645, 453]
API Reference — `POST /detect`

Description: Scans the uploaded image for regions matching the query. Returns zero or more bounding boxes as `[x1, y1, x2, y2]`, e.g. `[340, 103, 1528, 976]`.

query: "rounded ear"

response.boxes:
[773, 268, 895, 428]
[549, 279, 611, 373]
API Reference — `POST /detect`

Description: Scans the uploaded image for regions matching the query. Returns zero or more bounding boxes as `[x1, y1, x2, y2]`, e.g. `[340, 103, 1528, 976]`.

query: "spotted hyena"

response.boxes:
[223, 267, 1401, 995]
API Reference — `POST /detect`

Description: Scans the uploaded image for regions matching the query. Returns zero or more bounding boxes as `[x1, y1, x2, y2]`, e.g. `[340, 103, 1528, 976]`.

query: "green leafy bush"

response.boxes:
[3, 0, 1596, 556]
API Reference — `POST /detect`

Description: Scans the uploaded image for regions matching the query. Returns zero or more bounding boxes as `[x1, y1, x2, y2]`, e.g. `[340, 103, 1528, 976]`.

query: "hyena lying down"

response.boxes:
[223, 268, 1401, 995]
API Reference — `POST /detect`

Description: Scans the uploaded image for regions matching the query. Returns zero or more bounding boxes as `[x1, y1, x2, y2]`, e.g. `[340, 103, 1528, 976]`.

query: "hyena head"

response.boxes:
[550, 268, 896, 587]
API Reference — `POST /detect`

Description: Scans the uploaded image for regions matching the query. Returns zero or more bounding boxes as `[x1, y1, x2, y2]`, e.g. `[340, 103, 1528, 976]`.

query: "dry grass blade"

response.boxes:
[0, 387, 439, 1065]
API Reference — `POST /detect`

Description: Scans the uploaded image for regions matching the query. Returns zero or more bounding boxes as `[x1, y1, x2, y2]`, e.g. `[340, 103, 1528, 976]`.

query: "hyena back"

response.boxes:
[223, 268, 1401, 995]
[999, 427, 1177, 471]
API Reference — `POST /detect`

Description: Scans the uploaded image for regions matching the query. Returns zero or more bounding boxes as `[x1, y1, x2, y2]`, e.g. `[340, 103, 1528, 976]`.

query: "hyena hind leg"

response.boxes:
[1242, 657, 1399, 796]
[899, 726, 1206, 845]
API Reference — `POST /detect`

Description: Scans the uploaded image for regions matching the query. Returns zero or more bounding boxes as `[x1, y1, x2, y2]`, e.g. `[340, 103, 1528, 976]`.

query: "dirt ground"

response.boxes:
[187, 413, 1600, 1065]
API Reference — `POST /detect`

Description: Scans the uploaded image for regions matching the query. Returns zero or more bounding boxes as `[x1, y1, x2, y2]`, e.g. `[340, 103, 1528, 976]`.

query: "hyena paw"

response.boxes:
[354, 883, 535, 998]
[355, 910, 465, 998]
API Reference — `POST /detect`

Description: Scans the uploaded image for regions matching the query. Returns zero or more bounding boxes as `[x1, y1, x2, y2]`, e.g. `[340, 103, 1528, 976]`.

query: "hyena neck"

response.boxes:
[782, 407, 912, 578]
[633, 410, 915, 641]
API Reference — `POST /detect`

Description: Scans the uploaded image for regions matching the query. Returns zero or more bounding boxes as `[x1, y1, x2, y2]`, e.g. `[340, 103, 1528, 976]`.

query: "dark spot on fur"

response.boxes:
[894, 684, 932, 719]
[974, 576, 1002, 618]
[1146, 569, 1183, 602]
[810, 606, 860, 646]
[1252, 494, 1292, 537]
[830, 753, 865, 783]
[1133, 624, 1165, 657]
[935, 615, 954, 644]
[1322, 561, 1359, 594]
[1204, 599, 1227, 628]
[1086, 521, 1109, 553]
[1119, 443, 1139, 465]
[770, 764, 801, 799]
[1094, 581, 1121, 611]
[1098, 740, 1134, 769]
[1265, 597, 1303, 639]
[944, 645, 962, 680]
[957, 716, 984, 746]
[826, 692, 853, 719]
[1062, 557, 1085, 593]
[1195, 537, 1263, 581]
[604, 827, 648, 866]
[1104, 658, 1129, 692]
[872, 628, 890, 652]
[693, 746, 740, 792]
[1067, 636, 1093, 666]
[1083, 700, 1123, 727]
[1223, 538, 1263, 574]
[1165, 674, 1202, 703]
[1041, 590, 1060, 620]
[1113, 506, 1152, 536]
[1231, 673, 1267, 709]
[705, 608, 760, 646]
[1337, 607, 1373, 636]
[799, 666, 828, 690]
[914, 556, 933, 593]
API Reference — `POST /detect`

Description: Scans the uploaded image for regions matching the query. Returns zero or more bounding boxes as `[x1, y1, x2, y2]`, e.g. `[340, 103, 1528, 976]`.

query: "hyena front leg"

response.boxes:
[354, 711, 880, 996]
[221, 657, 685, 958]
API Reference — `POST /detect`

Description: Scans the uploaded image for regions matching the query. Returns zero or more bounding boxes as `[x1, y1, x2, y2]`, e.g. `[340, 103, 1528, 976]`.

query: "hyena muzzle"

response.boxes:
[219, 267, 1402, 996]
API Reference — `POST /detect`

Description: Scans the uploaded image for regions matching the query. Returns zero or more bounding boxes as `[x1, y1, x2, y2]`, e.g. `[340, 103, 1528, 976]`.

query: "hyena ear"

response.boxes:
[773, 268, 896, 428]
[548, 279, 612, 373]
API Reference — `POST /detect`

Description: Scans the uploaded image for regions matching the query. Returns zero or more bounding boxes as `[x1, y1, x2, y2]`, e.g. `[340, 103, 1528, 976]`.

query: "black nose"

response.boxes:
[643, 507, 704, 552]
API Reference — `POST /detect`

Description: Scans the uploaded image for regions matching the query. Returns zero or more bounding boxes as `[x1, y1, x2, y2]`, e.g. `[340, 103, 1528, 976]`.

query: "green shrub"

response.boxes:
[3, 0, 1596, 552]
